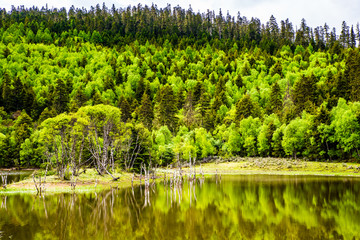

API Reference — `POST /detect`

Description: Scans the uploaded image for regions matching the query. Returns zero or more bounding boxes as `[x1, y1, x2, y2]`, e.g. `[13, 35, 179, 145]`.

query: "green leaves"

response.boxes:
[281, 117, 310, 158]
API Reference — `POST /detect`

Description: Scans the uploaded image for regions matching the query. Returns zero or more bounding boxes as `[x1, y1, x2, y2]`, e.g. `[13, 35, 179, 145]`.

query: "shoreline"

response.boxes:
[1, 158, 360, 194]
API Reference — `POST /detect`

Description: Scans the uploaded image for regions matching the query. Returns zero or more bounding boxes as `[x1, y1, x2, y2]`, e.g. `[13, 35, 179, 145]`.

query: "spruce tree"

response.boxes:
[135, 77, 145, 102]
[233, 75, 244, 89]
[235, 94, 260, 122]
[2, 72, 14, 112]
[139, 93, 154, 129]
[53, 79, 69, 114]
[157, 84, 178, 133]
[193, 80, 204, 105]
[12, 77, 25, 111]
[345, 49, 360, 102]
[267, 82, 283, 115]
[293, 74, 317, 115]
[118, 96, 132, 122]
[183, 91, 196, 129]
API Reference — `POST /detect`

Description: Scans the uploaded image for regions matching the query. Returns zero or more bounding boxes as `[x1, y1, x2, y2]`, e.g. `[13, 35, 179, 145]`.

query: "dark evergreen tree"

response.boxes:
[235, 94, 260, 122]
[118, 96, 132, 122]
[38, 107, 57, 123]
[292, 74, 317, 115]
[157, 84, 178, 133]
[183, 91, 196, 129]
[138, 92, 154, 129]
[345, 49, 360, 102]
[135, 77, 145, 102]
[53, 79, 69, 114]
[12, 77, 25, 111]
[193, 80, 204, 105]
[103, 76, 115, 91]
[233, 75, 244, 89]
[1, 72, 14, 112]
[267, 82, 283, 115]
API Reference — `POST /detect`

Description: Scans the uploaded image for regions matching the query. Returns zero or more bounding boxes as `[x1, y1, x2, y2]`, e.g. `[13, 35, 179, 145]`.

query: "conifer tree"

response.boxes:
[183, 91, 196, 129]
[335, 73, 350, 101]
[1, 71, 14, 112]
[345, 49, 360, 102]
[157, 84, 178, 133]
[293, 74, 317, 114]
[135, 77, 145, 102]
[53, 79, 69, 114]
[267, 82, 283, 115]
[103, 76, 115, 91]
[115, 70, 124, 85]
[193, 80, 204, 105]
[92, 91, 104, 105]
[233, 75, 244, 89]
[118, 96, 132, 122]
[12, 77, 25, 111]
[138, 92, 154, 130]
[235, 94, 260, 122]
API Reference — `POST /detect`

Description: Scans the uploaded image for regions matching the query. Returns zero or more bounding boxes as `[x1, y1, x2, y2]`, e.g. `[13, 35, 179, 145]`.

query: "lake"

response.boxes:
[1, 175, 360, 239]
[0, 170, 33, 186]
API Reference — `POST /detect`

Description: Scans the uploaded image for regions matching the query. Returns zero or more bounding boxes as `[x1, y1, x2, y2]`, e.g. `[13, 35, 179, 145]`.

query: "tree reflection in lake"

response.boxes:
[0, 170, 32, 185]
[0, 175, 360, 239]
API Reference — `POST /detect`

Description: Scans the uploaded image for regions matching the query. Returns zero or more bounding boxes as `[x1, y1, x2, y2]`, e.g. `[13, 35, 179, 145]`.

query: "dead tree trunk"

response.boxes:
[1, 172, 8, 189]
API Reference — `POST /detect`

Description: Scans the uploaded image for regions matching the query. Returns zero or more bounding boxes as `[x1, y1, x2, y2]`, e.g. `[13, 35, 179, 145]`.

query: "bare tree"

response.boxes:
[1, 172, 8, 189]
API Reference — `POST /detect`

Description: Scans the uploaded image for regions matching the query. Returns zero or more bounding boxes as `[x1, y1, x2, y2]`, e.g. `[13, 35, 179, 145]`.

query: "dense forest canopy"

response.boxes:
[1, 3, 359, 51]
[0, 3, 360, 174]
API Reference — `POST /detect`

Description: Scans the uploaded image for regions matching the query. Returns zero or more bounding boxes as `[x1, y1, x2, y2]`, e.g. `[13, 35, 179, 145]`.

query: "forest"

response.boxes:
[0, 4, 360, 175]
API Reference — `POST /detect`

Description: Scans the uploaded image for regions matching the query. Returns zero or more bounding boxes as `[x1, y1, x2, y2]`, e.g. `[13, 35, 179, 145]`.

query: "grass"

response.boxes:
[187, 157, 360, 177]
[1, 157, 360, 194]
[1, 168, 137, 195]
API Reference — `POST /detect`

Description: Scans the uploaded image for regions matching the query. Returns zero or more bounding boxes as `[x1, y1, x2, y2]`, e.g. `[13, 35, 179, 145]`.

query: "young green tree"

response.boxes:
[281, 117, 310, 159]
[239, 116, 262, 156]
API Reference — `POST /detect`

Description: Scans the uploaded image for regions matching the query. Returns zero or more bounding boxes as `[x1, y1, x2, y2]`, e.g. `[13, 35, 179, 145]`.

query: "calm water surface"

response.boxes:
[1, 175, 360, 240]
[0, 170, 32, 185]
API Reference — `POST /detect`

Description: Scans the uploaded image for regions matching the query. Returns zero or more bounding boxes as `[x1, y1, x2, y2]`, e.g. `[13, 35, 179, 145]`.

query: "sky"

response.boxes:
[0, 0, 359, 31]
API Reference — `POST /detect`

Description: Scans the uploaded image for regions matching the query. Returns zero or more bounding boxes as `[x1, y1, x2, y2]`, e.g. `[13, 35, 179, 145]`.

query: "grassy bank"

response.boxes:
[1, 158, 360, 194]
[183, 158, 360, 177]
[1, 169, 135, 194]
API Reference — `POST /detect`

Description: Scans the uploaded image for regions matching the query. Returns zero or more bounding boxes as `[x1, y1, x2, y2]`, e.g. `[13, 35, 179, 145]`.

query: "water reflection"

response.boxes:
[0, 170, 33, 185]
[0, 175, 360, 239]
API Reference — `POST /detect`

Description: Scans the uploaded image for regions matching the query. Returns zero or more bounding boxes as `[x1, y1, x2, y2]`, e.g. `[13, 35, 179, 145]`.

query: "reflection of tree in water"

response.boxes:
[0, 177, 360, 239]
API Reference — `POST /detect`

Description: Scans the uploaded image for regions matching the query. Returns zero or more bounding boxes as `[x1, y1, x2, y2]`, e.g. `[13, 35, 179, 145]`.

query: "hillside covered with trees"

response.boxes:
[0, 4, 360, 175]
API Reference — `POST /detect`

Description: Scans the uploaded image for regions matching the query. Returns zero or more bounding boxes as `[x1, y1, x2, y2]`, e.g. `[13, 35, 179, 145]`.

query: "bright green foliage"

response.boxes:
[239, 117, 262, 156]
[258, 114, 281, 156]
[329, 99, 360, 158]
[194, 128, 215, 159]
[0, 5, 359, 169]
[214, 123, 241, 157]
[282, 117, 311, 158]
[152, 125, 174, 165]
[172, 126, 196, 163]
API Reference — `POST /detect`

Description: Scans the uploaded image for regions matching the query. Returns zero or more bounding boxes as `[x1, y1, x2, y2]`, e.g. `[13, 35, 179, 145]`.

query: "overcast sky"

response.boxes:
[1, 0, 359, 31]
